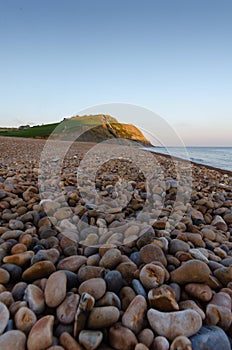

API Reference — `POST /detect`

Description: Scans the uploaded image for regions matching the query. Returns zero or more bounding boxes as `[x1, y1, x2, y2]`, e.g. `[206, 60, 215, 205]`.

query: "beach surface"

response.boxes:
[0, 136, 232, 349]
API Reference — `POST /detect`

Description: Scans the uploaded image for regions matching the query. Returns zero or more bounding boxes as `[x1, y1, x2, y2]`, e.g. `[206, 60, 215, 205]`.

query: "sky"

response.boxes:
[0, 0, 231, 146]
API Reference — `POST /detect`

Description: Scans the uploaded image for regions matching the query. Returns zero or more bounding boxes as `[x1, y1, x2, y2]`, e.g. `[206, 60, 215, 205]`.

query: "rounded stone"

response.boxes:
[147, 308, 202, 340]
[109, 324, 138, 350]
[56, 292, 80, 324]
[119, 286, 136, 311]
[24, 284, 45, 314]
[185, 283, 212, 302]
[131, 279, 147, 298]
[122, 295, 147, 334]
[140, 244, 167, 266]
[22, 261, 56, 282]
[45, 271, 67, 308]
[104, 270, 124, 293]
[0, 330, 26, 350]
[1, 263, 22, 282]
[14, 306, 37, 334]
[57, 256, 87, 272]
[12, 282, 28, 301]
[0, 267, 10, 284]
[148, 285, 179, 312]
[190, 325, 231, 350]
[99, 248, 122, 269]
[169, 239, 190, 255]
[152, 336, 169, 350]
[59, 332, 82, 350]
[27, 315, 54, 350]
[170, 260, 211, 284]
[96, 291, 121, 309]
[78, 266, 105, 283]
[88, 306, 120, 329]
[79, 330, 103, 350]
[0, 301, 9, 334]
[170, 335, 192, 350]
[139, 263, 165, 289]
[79, 278, 106, 300]
[137, 328, 154, 348]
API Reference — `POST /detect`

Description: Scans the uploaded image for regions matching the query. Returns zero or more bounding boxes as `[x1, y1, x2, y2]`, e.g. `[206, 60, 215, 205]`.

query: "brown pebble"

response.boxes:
[22, 261, 56, 282]
[60, 331, 84, 350]
[45, 271, 67, 308]
[170, 260, 211, 284]
[24, 284, 45, 314]
[139, 263, 165, 289]
[140, 244, 167, 266]
[88, 306, 120, 329]
[27, 315, 54, 350]
[122, 295, 147, 334]
[109, 324, 138, 350]
[56, 292, 80, 324]
[138, 328, 154, 348]
[3, 251, 34, 265]
[0, 267, 10, 284]
[99, 249, 122, 269]
[0, 330, 26, 350]
[148, 285, 179, 311]
[79, 278, 106, 300]
[185, 283, 212, 302]
[14, 306, 37, 334]
[57, 256, 87, 272]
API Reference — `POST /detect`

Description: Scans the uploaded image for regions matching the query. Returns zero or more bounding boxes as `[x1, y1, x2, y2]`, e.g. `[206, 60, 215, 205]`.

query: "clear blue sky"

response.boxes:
[0, 0, 231, 146]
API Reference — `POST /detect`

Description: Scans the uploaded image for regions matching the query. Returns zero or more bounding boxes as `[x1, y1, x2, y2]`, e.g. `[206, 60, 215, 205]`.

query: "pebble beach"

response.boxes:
[1, 136, 232, 350]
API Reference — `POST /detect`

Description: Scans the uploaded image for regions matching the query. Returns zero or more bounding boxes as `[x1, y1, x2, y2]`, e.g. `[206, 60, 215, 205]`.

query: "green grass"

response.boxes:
[0, 115, 116, 138]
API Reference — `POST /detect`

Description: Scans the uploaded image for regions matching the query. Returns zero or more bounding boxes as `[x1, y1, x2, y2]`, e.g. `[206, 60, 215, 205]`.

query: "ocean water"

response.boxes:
[144, 147, 232, 172]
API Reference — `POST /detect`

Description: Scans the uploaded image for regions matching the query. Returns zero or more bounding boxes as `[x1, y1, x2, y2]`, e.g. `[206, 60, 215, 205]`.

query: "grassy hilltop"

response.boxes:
[0, 115, 151, 145]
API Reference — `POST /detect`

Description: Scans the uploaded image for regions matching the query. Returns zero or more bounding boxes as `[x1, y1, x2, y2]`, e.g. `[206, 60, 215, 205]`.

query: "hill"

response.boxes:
[0, 114, 151, 145]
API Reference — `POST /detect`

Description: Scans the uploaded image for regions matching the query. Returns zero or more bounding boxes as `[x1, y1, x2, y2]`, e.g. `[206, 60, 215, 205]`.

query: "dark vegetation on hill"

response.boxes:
[0, 115, 151, 145]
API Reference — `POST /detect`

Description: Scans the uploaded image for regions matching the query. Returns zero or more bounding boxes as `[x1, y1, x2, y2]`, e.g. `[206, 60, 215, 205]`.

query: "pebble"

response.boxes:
[140, 244, 167, 266]
[96, 291, 121, 309]
[170, 260, 211, 284]
[88, 306, 120, 329]
[152, 336, 170, 350]
[109, 324, 138, 350]
[131, 279, 147, 298]
[27, 315, 54, 350]
[190, 325, 231, 350]
[0, 267, 10, 284]
[104, 270, 124, 293]
[139, 263, 165, 289]
[170, 335, 192, 350]
[22, 261, 56, 282]
[122, 295, 147, 334]
[56, 292, 80, 324]
[99, 248, 122, 269]
[147, 308, 202, 340]
[185, 283, 213, 302]
[14, 306, 37, 333]
[24, 284, 45, 314]
[44, 271, 67, 307]
[137, 328, 154, 348]
[79, 330, 103, 350]
[57, 256, 87, 272]
[148, 285, 179, 311]
[79, 278, 106, 300]
[60, 331, 83, 350]
[0, 330, 26, 350]
[0, 301, 9, 334]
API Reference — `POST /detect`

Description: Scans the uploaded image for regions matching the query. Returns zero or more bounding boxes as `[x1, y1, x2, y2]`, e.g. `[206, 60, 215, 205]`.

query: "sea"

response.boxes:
[143, 147, 232, 173]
